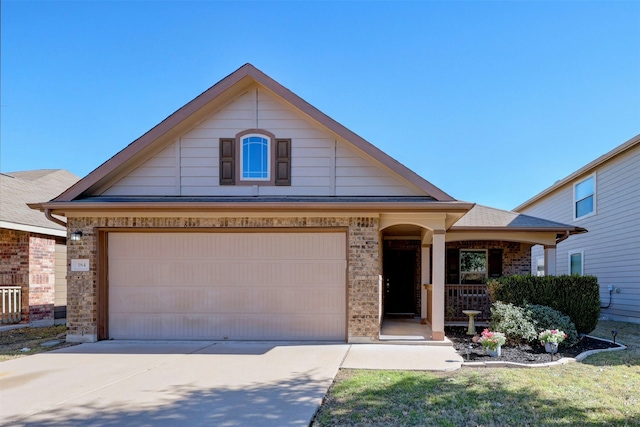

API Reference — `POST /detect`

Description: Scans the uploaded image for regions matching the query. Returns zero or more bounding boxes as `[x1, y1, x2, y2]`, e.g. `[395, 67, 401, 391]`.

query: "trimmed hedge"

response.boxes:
[486, 275, 600, 334]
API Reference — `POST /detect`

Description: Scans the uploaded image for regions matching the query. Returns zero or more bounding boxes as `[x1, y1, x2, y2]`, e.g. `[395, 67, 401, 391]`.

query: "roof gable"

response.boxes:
[53, 64, 455, 202]
[515, 133, 640, 211]
[0, 169, 79, 233]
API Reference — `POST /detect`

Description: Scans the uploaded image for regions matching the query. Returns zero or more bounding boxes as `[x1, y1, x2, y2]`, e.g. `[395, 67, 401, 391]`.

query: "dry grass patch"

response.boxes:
[0, 325, 78, 361]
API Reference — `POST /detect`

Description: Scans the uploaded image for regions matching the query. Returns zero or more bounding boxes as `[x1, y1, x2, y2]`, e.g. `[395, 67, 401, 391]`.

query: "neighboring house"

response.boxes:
[0, 169, 80, 324]
[30, 64, 584, 343]
[515, 134, 640, 324]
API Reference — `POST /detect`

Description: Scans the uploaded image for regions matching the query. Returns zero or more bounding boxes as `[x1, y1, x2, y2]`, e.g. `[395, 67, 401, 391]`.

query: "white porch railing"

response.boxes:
[1, 286, 22, 324]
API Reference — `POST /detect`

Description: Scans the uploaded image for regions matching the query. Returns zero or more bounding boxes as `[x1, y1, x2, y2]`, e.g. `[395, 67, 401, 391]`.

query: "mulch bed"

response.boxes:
[446, 326, 622, 364]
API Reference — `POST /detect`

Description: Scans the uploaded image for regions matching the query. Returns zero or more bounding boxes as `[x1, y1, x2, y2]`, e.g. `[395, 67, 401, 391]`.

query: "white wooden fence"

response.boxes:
[1, 286, 22, 324]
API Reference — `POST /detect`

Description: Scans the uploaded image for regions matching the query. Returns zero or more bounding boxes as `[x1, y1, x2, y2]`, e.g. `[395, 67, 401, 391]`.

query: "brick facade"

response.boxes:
[66, 215, 381, 342]
[0, 228, 56, 323]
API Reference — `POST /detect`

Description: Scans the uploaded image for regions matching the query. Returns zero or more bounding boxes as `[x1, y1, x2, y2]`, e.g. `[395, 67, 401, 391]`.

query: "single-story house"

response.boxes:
[1, 169, 79, 324]
[515, 133, 640, 324]
[30, 64, 585, 343]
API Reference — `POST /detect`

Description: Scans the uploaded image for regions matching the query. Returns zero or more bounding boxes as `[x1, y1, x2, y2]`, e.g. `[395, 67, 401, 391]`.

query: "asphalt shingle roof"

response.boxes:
[452, 204, 576, 229]
[0, 169, 79, 232]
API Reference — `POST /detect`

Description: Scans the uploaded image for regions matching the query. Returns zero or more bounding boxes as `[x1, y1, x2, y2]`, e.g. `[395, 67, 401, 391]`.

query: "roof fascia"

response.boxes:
[0, 220, 66, 237]
[515, 133, 640, 211]
[32, 200, 473, 216]
[450, 225, 587, 233]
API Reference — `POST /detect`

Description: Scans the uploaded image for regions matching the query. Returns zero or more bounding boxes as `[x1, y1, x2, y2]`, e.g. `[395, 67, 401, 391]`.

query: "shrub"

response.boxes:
[487, 275, 600, 334]
[527, 304, 578, 346]
[489, 302, 579, 347]
[489, 302, 537, 344]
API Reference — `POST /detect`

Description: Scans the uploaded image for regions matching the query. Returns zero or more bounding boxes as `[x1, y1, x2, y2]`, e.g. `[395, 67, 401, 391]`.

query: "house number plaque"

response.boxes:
[71, 259, 90, 271]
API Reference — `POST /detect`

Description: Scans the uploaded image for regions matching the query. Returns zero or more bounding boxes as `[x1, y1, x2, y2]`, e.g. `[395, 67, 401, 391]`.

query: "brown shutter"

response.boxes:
[219, 138, 235, 185]
[446, 248, 460, 284]
[489, 249, 503, 278]
[274, 138, 291, 186]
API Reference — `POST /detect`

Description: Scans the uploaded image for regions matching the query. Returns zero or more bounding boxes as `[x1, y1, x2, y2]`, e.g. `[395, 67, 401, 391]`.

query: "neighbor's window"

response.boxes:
[536, 256, 545, 277]
[241, 135, 270, 180]
[460, 250, 487, 284]
[569, 251, 583, 275]
[574, 175, 595, 219]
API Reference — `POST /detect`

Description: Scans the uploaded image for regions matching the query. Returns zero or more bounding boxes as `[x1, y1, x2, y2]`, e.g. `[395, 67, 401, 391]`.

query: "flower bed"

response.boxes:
[446, 326, 621, 364]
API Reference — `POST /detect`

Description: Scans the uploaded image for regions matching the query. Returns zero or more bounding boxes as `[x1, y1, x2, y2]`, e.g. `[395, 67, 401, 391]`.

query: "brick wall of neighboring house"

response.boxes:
[66, 216, 381, 342]
[446, 240, 532, 277]
[0, 228, 56, 323]
[28, 234, 56, 322]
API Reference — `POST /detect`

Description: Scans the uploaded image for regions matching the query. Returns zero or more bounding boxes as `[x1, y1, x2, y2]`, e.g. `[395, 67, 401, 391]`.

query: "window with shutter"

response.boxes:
[219, 130, 292, 187]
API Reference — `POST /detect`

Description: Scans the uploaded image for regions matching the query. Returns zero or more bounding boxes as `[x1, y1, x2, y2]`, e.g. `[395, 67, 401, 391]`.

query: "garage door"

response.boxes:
[108, 232, 346, 340]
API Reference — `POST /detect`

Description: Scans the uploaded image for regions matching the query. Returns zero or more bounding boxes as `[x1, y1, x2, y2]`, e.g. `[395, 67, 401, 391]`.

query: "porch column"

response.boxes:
[544, 245, 557, 276]
[421, 244, 430, 323]
[431, 230, 446, 341]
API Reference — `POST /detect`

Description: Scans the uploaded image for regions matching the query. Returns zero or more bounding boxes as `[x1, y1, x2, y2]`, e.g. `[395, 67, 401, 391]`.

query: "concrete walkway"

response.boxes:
[0, 341, 462, 426]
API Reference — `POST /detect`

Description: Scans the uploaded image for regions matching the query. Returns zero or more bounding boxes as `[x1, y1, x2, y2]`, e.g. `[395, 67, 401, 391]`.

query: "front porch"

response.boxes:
[379, 317, 453, 345]
[378, 206, 575, 342]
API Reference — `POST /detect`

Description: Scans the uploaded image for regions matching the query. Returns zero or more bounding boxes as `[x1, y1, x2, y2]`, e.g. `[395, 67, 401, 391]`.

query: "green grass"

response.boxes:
[0, 325, 78, 361]
[313, 320, 640, 427]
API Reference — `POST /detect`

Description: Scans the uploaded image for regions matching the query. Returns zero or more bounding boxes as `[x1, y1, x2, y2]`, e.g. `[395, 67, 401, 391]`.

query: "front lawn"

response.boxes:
[312, 320, 639, 426]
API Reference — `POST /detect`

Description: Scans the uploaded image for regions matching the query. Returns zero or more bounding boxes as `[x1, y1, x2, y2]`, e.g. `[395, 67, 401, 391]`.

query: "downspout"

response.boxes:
[45, 208, 67, 228]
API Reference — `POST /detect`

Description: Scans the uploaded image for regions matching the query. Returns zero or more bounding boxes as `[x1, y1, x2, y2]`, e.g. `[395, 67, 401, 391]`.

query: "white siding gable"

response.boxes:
[101, 86, 425, 197]
[521, 145, 640, 322]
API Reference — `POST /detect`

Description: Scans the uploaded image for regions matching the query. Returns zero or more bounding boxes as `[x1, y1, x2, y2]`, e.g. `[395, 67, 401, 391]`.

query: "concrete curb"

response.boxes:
[460, 335, 627, 369]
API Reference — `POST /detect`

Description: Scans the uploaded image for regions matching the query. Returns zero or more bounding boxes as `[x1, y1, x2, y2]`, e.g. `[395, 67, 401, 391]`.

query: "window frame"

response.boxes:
[568, 250, 584, 276]
[573, 174, 596, 220]
[459, 249, 488, 284]
[240, 133, 271, 182]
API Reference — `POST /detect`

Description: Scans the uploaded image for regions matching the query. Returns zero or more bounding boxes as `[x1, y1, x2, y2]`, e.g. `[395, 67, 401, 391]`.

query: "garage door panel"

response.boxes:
[108, 232, 346, 340]
[111, 286, 345, 315]
[110, 313, 345, 340]
[111, 260, 346, 287]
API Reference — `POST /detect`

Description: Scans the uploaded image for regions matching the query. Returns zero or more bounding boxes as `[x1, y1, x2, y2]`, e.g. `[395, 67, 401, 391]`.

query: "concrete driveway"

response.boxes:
[0, 341, 349, 427]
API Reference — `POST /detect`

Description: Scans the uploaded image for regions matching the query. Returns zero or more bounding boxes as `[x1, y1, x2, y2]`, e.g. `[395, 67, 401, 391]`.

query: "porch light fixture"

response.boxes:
[70, 231, 83, 241]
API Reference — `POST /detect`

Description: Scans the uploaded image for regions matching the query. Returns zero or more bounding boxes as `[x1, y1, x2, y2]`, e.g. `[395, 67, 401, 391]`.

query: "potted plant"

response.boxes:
[478, 328, 506, 357]
[538, 329, 567, 353]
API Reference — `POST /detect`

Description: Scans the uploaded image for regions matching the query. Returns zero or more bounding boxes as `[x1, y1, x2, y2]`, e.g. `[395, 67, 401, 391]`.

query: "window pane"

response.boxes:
[575, 177, 594, 200]
[576, 196, 593, 218]
[460, 250, 487, 284]
[242, 136, 268, 179]
[536, 257, 545, 277]
[570, 253, 582, 275]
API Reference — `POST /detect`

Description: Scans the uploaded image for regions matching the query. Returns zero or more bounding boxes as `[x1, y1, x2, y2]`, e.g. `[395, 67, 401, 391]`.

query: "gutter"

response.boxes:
[556, 227, 588, 244]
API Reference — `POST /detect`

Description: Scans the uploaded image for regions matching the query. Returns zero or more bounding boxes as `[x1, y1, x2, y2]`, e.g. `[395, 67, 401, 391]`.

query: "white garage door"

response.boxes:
[108, 232, 346, 340]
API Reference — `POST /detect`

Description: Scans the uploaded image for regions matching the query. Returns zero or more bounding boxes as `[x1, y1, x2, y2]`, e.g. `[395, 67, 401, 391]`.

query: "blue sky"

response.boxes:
[1, 1, 638, 210]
